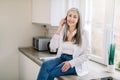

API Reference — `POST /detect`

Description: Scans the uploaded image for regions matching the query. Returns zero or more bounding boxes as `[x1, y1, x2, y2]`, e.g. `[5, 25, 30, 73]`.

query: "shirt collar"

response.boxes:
[67, 29, 77, 36]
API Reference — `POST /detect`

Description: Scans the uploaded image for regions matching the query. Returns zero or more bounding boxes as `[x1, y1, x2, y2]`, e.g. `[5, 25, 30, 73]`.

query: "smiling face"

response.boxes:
[66, 10, 79, 28]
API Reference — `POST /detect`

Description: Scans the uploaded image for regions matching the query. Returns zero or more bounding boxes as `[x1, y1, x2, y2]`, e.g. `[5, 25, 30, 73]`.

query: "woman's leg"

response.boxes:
[37, 57, 63, 80]
[47, 63, 76, 80]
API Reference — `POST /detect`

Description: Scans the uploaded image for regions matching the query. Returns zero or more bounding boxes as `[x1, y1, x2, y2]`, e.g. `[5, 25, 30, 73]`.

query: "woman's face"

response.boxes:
[67, 10, 79, 28]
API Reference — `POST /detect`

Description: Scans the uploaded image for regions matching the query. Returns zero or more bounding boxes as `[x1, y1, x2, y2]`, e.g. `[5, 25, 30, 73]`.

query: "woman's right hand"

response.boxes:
[56, 18, 66, 35]
[59, 18, 66, 28]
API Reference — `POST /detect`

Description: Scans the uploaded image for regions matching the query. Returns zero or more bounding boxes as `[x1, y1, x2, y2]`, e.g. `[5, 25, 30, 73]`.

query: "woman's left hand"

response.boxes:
[61, 61, 71, 72]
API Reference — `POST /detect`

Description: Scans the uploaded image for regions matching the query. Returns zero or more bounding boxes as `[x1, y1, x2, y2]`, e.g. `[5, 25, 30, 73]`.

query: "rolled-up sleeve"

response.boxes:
[69, 30, 91, 68]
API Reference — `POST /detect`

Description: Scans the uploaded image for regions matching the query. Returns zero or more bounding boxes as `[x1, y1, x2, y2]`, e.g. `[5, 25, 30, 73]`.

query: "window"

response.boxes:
[85, 0, 115, 64]
[89, 0, 106, 64]
[85, 0, 120, 70]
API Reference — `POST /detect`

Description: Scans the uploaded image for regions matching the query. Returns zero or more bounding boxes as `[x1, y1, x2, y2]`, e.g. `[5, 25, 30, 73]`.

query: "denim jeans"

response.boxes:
[37, 54, 76, 80]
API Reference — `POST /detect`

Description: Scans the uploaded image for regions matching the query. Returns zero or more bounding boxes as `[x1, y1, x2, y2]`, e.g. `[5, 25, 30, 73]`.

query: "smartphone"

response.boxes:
[65, 16, 67, 20]
[64, 16, 67, 26]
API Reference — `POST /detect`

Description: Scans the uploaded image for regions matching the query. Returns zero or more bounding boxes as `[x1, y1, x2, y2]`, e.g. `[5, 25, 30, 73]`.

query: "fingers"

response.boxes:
[61, 63, 67, 72]
[56, 18, 66, 35]
[61, 62, 70, 72]
[60, 18, 66, 27]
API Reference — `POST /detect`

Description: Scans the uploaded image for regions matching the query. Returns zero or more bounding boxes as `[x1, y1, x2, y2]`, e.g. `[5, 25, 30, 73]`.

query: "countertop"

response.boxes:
[19, 47, 120, 80]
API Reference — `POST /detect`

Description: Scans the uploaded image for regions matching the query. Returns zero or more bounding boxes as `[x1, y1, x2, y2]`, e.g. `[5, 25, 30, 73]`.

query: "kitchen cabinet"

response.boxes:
[50, 0, 67, 26]
[32, 0, 51, 24]
[19, 53, 40, 80]
[32, 0, 67, 26]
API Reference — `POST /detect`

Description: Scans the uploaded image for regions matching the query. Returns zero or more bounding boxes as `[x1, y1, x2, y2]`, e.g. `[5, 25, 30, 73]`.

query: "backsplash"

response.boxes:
[45, 26, 58, 38]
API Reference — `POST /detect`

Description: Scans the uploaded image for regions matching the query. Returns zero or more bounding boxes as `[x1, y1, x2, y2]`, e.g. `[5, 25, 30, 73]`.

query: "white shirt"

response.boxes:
[61, 42, 74, 55]
[50, 28, 91, 76]
[61, 29, 77, 55]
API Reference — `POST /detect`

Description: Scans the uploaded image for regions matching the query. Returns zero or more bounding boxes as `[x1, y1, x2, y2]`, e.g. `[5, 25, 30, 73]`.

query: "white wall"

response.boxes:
[0, 0, 45, 80]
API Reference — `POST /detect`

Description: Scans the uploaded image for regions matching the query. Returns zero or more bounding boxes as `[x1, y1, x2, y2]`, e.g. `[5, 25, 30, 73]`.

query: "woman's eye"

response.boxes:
[68, 14, 78, 19]
[68, 14, 72, 17]
[73, 16, 77, 19]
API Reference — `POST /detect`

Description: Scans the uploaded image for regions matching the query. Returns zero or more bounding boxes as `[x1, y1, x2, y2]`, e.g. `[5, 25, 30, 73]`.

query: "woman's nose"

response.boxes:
[69, 17, 74, 21]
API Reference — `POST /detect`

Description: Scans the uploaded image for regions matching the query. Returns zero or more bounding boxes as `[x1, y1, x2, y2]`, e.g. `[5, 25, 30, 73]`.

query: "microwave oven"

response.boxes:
[33, 37, 50, 51]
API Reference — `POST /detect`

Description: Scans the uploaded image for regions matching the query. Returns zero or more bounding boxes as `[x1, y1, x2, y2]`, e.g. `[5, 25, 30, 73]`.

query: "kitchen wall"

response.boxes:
[0, 0, 45, 80]
[46, 26, 57, 37]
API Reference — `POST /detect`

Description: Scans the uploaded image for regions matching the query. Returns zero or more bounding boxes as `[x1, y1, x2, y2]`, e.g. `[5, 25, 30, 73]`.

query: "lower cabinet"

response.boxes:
[19, 53, 40, 80]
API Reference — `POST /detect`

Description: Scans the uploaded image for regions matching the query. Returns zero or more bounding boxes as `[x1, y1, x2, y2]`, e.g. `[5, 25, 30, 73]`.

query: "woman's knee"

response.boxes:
[42, 61, 48, 67]
[42, 61, 52, 71]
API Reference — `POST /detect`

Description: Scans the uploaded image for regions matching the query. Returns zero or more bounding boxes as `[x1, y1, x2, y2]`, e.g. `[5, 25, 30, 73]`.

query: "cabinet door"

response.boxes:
[32, 0, 50, 24]
[19, 53, 40, 80]
[50, 0, 67, 26]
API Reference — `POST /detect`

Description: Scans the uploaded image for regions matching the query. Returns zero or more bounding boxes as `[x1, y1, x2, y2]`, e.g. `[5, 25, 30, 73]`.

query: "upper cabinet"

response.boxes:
[32, 0, 83, 26]
[32, 0, 51, 25]
[50, 0, 67, 26]
[32, 0, 66, 26]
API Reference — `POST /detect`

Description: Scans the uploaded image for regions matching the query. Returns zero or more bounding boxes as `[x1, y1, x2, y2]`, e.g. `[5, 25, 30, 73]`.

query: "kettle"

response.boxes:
[47, 42, 57, 54]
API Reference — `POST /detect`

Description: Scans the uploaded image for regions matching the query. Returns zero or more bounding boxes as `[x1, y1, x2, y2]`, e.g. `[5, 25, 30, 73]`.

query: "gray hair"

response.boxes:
[63, 8, 82, 46]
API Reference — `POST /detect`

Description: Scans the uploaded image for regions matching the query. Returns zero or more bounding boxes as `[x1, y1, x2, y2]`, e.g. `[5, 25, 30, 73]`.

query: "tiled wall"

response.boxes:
[46, 26, 58, 38]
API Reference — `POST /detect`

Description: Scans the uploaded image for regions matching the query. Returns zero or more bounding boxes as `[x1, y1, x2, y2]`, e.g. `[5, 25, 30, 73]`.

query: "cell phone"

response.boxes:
[65, 16, 67, 21]
[64, 16, 67, 25]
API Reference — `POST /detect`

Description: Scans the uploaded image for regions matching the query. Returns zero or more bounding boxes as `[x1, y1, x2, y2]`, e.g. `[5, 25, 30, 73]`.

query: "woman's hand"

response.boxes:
[61, 61, 71, 72]
[59, 18, 66, 28]
[56, 18, 66, 35]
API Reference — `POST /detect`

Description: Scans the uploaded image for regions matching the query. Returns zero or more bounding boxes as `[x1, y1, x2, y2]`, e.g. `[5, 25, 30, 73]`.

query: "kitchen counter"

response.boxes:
[19, 47, 120, 80]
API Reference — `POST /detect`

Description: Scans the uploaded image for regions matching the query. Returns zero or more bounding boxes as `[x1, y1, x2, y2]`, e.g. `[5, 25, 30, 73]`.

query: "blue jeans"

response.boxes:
[37, 54, 76, 80]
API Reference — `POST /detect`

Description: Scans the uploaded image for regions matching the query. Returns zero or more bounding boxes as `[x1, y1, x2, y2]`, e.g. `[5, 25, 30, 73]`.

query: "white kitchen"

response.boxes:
[0, 0, 120, 80]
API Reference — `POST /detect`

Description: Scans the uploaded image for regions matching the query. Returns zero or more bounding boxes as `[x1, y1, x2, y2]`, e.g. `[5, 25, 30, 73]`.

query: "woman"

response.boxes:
[37, 8, 90, 80]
